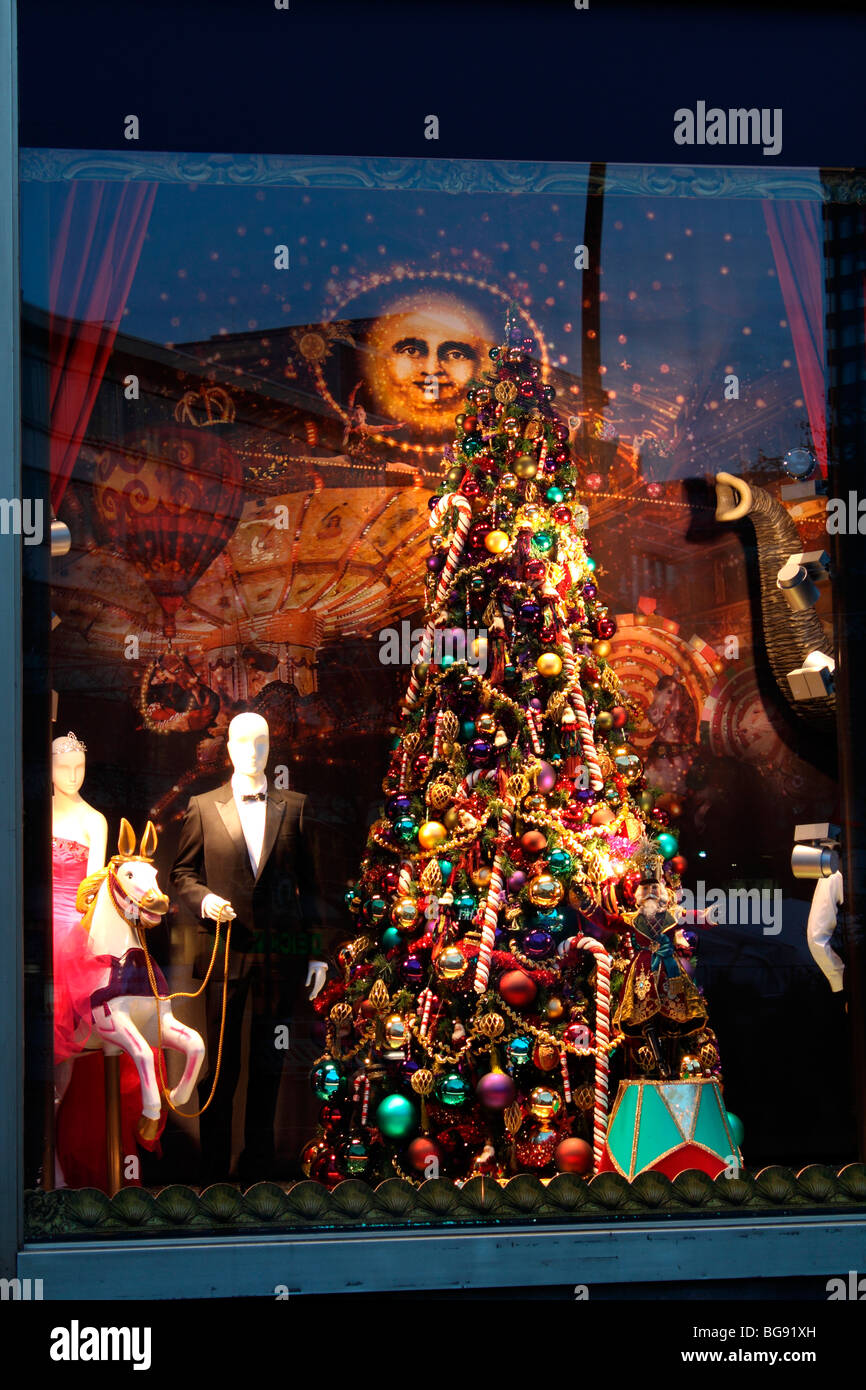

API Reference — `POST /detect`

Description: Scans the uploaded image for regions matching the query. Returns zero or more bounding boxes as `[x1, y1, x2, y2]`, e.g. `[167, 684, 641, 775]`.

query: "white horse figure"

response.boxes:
[78, 819, 205, 1144]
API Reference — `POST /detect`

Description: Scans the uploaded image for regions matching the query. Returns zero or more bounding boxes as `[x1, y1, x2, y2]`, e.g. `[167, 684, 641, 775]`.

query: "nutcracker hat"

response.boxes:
[631, 838, 667, 887]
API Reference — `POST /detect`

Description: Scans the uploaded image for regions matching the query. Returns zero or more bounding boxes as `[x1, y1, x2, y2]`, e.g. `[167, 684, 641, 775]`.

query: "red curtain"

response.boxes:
[762, 199, 828, 476]
[49, 180, 158, 513]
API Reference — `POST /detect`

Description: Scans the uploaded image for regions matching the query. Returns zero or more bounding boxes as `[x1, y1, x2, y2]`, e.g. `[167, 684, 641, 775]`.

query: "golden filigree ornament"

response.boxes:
[368, 979, 391, 1015]
[495, 380, 518, 404]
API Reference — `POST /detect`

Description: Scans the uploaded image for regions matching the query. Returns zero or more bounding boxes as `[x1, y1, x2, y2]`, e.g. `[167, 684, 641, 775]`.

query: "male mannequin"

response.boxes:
[170, 712, 333, 1184]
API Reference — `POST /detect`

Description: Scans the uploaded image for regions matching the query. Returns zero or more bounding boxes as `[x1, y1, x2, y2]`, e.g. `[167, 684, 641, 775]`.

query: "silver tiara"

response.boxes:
[53, 731, 87, 754]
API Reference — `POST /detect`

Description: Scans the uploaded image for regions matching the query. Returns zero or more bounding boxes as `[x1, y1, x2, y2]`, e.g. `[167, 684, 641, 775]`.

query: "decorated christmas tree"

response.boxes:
[308, 307, 723, 1186]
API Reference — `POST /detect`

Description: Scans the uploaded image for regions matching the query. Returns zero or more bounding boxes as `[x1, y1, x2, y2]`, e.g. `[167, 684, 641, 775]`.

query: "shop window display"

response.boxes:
[19, 150, 866, 1237]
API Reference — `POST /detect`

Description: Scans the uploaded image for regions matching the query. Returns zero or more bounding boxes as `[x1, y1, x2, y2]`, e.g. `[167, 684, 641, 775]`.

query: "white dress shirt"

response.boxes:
[232, 773, 268, 876]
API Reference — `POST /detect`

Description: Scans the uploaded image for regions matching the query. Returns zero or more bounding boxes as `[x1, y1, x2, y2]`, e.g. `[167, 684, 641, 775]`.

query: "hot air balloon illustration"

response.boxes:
[92, 387, 245, 638]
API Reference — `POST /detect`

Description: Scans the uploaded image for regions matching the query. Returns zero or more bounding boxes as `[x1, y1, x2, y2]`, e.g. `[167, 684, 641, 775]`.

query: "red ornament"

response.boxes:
[585, 472, 602, 492]
[407, 1136, 443, 1172]
[590, 806, 616, 826]
[520, 829, 547, 854]
[499, 969, 538, 1007]
[671, 855, 688, 874]
[555, 1137, 593, 1174]
[462, 415, 479, 433]
[611, 705, 628, 729]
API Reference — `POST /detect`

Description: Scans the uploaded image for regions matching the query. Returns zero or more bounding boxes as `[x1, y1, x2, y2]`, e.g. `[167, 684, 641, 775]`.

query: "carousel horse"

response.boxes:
[77, 819, 206, 1143]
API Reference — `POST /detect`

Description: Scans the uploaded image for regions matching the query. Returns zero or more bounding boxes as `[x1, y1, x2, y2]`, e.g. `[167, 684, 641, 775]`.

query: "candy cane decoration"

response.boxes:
[418, 987, 437, 1038]
[474, 801, 514, 995]
[573, 935, 612, 1171]
[559, 1049, 573, 1106]
[561, 630, 603, 791]
[525, 707, 543, 756]
[397, 860, 414, 897]
[360, 1076, 371, 1127]
[432, 710, 446, 761]
[459, 768, 498, 795]
[405, 493, 473, 709]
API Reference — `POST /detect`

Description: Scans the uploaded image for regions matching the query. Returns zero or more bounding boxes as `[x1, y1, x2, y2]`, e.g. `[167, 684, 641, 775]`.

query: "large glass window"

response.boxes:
[19, 150, 865, 1237]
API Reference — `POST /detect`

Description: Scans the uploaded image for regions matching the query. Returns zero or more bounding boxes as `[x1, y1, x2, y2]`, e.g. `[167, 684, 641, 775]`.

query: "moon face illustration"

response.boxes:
[360, 291, 495, 436]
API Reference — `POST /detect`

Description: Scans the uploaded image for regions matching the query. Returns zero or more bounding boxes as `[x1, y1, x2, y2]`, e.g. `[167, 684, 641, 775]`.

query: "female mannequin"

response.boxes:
[52, 733, 107, 1080]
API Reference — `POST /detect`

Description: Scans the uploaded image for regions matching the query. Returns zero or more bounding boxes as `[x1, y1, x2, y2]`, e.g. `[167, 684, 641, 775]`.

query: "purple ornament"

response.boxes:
[519, 601, 542, 625]
[476, 1071, 517, 1110]
[388, 795, 412, 817]
[507, 870, 527, 893]
[530, 698, 543, 711]
[583, 582, 598, 600]
[427, 553, 445, 574]
[524, 930, 554, 958]
[536, 761, 557, 793]
[468, 738, 492, 764]
[402, 954, 424, 985]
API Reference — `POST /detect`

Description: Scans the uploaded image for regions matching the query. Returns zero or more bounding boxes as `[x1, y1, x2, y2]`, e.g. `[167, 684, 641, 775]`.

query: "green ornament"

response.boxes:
[367, 895, 388, 922]
[460, 719, 476, 741]
[375, 1093, 417, 1139]
[381, 926, 402, 950]
[310, 1060, 345, 1101]
[445, 466, 463, 488]
[507, 1036, 533, 1068]
[345, 886, 363, 912]
[586, 556, 597, 572]
[344, 1136, 370, 1176]
[637, 790, 654, 814]
[503, 663, 518, 683]
[455, 892, 476, 919]
[655, 831, 678, 859]
[462, 437, 482, 457]
[532, 531, 554, 555]
[548, 849, 572, 875]
[545, 486, 565, 504]
[459, 676, 476, 697]
[436, 1071, 469, 1106]
[393, 815, 417, 843]
[438, 858, 453, 879]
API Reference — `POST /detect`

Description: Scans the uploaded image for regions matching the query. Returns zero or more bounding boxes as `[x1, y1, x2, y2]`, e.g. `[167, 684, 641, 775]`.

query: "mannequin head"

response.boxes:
[52, 732, 87, 799]
[227, 712, 269, 779]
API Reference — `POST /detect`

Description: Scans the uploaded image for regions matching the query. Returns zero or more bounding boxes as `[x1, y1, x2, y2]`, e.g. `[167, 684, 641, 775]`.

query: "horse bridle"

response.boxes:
[106, 857, 164, 929]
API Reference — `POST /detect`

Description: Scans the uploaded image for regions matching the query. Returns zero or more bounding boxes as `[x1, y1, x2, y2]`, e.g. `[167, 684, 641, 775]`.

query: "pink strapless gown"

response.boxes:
[52, 837, 108, 1062]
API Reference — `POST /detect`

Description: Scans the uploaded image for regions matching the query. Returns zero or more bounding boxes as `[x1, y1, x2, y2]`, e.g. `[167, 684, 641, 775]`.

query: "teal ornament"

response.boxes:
[441, 654, 455, 668]
[460, 719, 476, 741]
[533, 909, 565, 931]
[381, 926, 402, 950]
[438, 858, 453, 879]
[393, 816, 417, 844]
[310, 1060, 345, 1101]
[507, 1036, 533, 1068]
[436, 1071, 469, 1106]
[532, 531, 554, 555]
[655, 831, 678, 859]
[376, 1093, 417, 1139]
[726, 1112, 745, 1148]
[586, 556, 597, 572]
[455, 892, 476, 920]
[462, 436, 482, 457]
[367, 895, 388, 922]
[344, 1135, 369, 1176]
[545, 486, 565, 504]
[344, 886, 363, 911]
[548, 849, 572, 875]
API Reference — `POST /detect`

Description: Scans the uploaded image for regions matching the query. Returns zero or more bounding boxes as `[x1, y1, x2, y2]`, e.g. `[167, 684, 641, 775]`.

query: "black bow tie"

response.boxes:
[242, 792, 267, 803]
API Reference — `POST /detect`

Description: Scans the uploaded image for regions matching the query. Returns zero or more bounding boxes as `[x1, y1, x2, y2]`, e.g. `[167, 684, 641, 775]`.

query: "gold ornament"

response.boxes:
[593, 639, 612, 660]
[477, 1012, 505, 1040]
[514, 455, 537, 479]
[611, 743, 643, 785]
[523, 793, 546, 816]
[533, 1040, 560, 1072]
[426, 780, 453, 810]
[435, 945, 468, 980]
[476, 713, 496, 736]
[418, 820, 448, 851]
[443, 807, 460, 830]
[546, 997, 565, 1022]
[484, 530, 510, 555]
[536, 652, 563, 677]
[495, 380, 518, 404]
[470, 864, 493, 889]
[391, 896, 419, 931]
[420, 858, 443, 893]
[636, 1044, 655, 1072]
[368, 979, 391, 1015]
[680, 1054, 702, 1079]
[529, 1085, 562, 1120]
[528, 874, 564, 908]
[384, 1014, 408, 1049]
[499, 473, 518, 491]
[329, 1002, 353, 1027]
[575, 1085, 595, 1111]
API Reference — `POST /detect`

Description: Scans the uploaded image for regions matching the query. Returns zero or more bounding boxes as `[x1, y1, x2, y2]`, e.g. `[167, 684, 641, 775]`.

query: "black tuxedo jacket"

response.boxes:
[170, 782, 333, 961]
